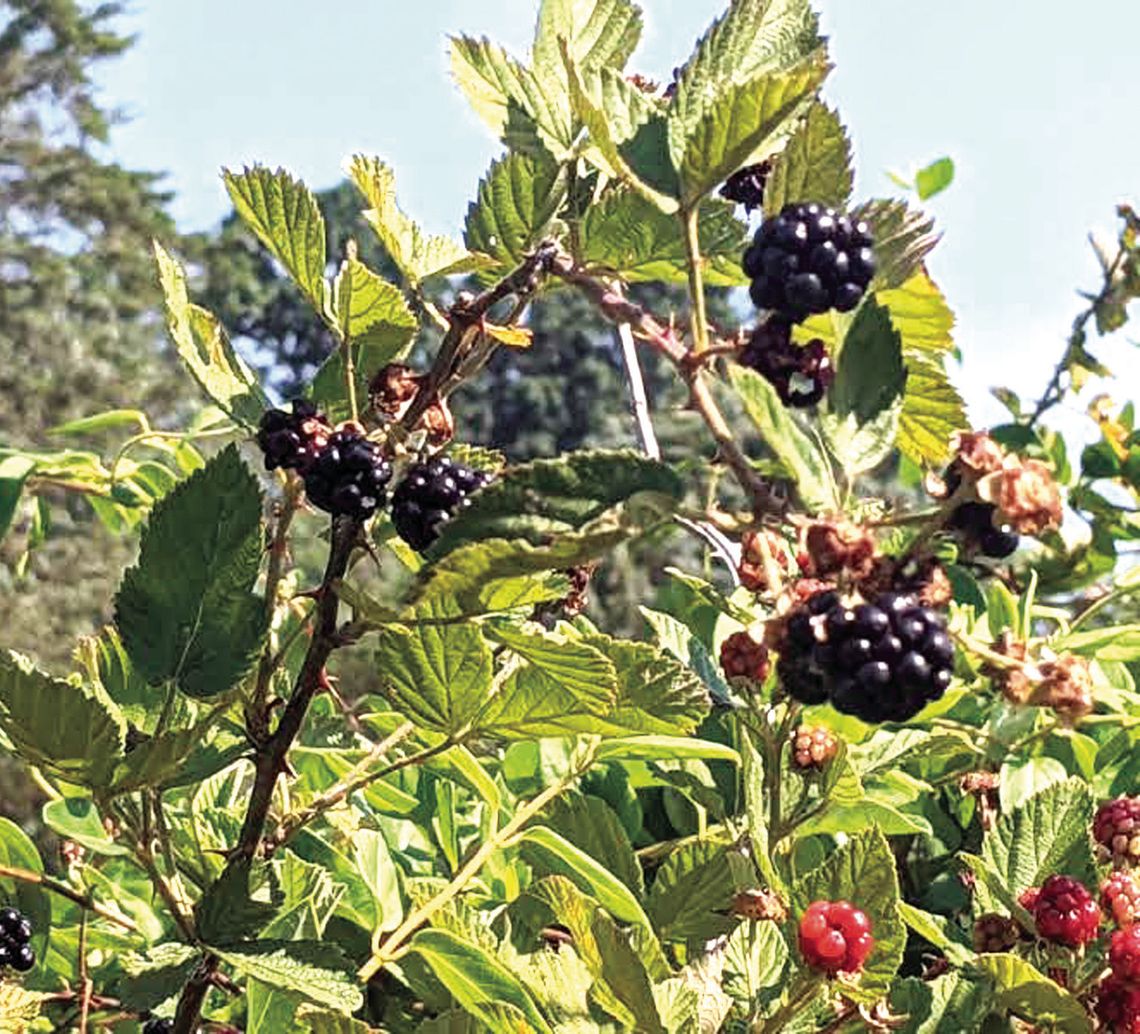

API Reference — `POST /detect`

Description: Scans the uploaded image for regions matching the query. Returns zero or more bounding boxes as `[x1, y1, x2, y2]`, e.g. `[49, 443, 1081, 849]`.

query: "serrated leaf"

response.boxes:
[676, 61, 827, 206]
[789, 828, 905, 1006]
[590, 911, 667, 1032]
[114, 446, 267, 699]
[196, 859, 281, 946]
[976, 954, 1092, 1033]
[878, 271, 956, 355]
[407, 929, 553, 1034]
[118, 944, 200, 1013]
[889, 971, 994, 1034]
[297, 1007, 380, 1034]
[224, 166, 328, 312]
[854, 198, 940, 291]
[464, 151, 567, 271]
[153, 243, 267, 428]
[581, 189, 747, 284]
[647, 839, 754, 942]
[762, 102, 853, 215]
[730, 366, 838, 512]
[0, 982, 47, 1027]
[544, 792, 644, 898]
[979, 778, 1097, 908]
[428, 449, 684, 559]
[898, 353, 967, 466]
[347, 156, 470, 284]
[373, 623, 492, 735]
[595, 736, 739, 765]
[533, 0, 643, 81]
[0, 651, 124, 788]
[829, 299, 907, 422]
[214, 941, 362, 1014]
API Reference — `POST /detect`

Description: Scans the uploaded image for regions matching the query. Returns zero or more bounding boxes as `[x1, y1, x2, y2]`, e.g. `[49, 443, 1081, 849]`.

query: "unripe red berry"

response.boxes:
[792, 725, 839, 769]
[1096, 974, 1140, 1034]
[1105, 872, 1140, 929]
[1031, 875, 1101, 947]
[797, 900, 874, 975]
[1096, 799, 1140, 868]
[973, 913, 1020, 953]
[1112, 927, 1140, 983]
[720, 630, 771, 685]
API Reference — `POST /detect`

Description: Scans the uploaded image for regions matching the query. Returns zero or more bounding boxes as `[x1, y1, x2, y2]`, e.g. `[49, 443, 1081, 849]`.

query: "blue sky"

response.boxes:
[97, 1, 1140, 432]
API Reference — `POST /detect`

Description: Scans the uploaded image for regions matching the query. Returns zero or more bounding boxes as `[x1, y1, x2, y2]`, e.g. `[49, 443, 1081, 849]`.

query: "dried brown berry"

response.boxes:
[720, 631, 771, 685]
[949, 431, 1007, 482]
[801, 521, 877, 581]
[738, 529, 791, 593]
[731, 888, 788, 923]
[973, 913, 1020, 953]
[368, 363, 421, 421]
[792, 725, 839, 769]
[979, 458, 1063, 536]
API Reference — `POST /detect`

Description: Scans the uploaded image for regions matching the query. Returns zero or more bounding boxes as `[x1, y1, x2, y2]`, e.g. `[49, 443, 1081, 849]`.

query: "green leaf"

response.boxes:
[297, 1008, 379, 1034]
[153, 243, 267, 428]
[581, 189, 747, 285]
[196, 859, 281, 946]
[0, 651, 124, 788]
[854, 198, 939, 291]
[80, 627, 152, 731]
[829, 300, 907, 422]
[407, 928, 553, 1034]
[213, 941, 362, 1014]
[108, 725, 208, 795]
[428, 449, 684, 559]
[999, 757, 1070, 814]
[595, 735, 739, 765]
[590, 912, 667, 1032]
[464, 151, 567, 271]
[889, 971, 995, 1034]
[1054, 624, 1140, 661]
[976, 954, 1092, 1033]
[789, 828, 905, 1006]
[879, 271, 956, 356]
[532, 0, 643, 81]
[373, 623, 492, 735]
[544, 792, 644, 898]
[519, 826, 652, 929]
[762, 102, 853, 216]
[114, 445, 268, 699]
[270, 852, 344, 940]
[0, 819, 50, 962]
[647, 839, 753, 942]
[224, 166, 328, 312]
[118, 944, 200, 1014]
[730, 366, 838, 512]
[915, 157, 955, 200]
[353, 830, 404, 935]
[0, 455, 34, 543]
[42, 798, 127, 856]
[347, 156, 471, 284]
[675, 62, 827, 206]
[979, 777, 1097, 908]
[898, 353, 966, 466]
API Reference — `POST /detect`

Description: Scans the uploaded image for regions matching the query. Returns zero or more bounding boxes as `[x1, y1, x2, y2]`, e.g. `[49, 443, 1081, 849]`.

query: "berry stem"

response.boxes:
[0, 864, 139, 934]
[682, 205, 711, 355]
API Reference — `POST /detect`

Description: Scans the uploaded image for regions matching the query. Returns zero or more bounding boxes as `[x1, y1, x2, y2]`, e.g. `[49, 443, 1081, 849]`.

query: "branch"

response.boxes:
[0, 865, 139, 934]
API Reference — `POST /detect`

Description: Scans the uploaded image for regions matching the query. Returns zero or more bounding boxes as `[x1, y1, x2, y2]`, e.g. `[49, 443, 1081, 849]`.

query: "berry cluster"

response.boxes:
[719, 630, 771, 686]
[743, 203, 875, 323]
[1028, 875, 1101, 947]
[791, 725, 838, 769]
[1104, 927, 1140, 1032]
[256, 400, 331, 472]
[143, 1020, 173, 1034]
[301, 429, 393, 521]
[1097, 799, 1140, 869]
[720, 161, 771, 212]
[797, 900, 874, 975]
[739, 321, 833, 408]
[779, 591, 954, 723]
[973, 913, 1020, 953]
[0, 907, 34, 972]
[949, 501, 1019, 559]
[391, 456, 494, 552]
[1104, 872, 1140, 929]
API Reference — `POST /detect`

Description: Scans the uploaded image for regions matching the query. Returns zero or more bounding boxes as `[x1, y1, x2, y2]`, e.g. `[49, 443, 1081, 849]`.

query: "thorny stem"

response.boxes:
[358, 754, 593, 981]
[0, 865, 139, 934]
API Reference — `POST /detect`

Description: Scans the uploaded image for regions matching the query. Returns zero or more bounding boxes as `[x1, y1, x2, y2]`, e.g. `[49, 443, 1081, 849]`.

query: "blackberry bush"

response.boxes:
[743, 202, 876, 323]
[391, 456, 493, 551]
[301, 428, 393, 520]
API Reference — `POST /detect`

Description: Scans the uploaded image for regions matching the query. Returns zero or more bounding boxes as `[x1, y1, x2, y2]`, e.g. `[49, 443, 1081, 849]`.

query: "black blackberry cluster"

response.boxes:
[256, 400, 330, 472]
[142, 1020, 172, 1034]
[391, 456, 494, 552]
[0, 907, 35, 972]
[302, 429, 393, 521]
[743, 203, 876, 323]
[779, 591, 955, 723]
[739, 321, 833, 407]
[720, 161, 772, 212]
[950, 502, 1019, 558]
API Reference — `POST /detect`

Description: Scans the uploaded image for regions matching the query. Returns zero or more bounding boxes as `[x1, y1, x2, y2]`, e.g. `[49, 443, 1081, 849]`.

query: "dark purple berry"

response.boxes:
[10, 944, 33, 972]
[897, 651, 931, 690]
[720, 161, 772, 212]
[853, 605, 890, 639]
[392, 457, 494, 552]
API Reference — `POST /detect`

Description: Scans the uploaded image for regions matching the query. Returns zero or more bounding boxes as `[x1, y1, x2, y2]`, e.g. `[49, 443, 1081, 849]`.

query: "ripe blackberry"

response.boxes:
[743, 203, 875, 323]
[1099, 975, 1140, 1034]
[256, 399, 331, 472]
[1096, 799, 1140, 868]
[973, 913, 1020, 953]
[792, 725, 838, 769]
[798, 900, 874, 975]
[720, 161, 772, 212]
[0, 906, 33, 972]
[301, 429, 392, 521]
[391, 456, 494, 552]
[143, 1021, 173, 1034]
[720, 631, 771, 685]
[739, 321, 834, 408]
[948, 501, 1019, 559]
[1031, 875, 1101, 947]
[1104, 872, 1140, 929]
[1112, 927, 1140, 982]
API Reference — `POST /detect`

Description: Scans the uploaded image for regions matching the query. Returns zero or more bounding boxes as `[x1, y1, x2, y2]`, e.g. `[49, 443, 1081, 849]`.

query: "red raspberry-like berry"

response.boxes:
[1104, 872, 1140, 929]
[1018, 886, 1041, 912]
[1097, 975, 1140, 1034]
[720, 631, 771, 685]
[973, 913, 1020, 953]
[1096, 799, 1140, 868]
[1112, 927, 1140, 982]
[798, 900, 874, 975]
[1031, 875, 1101, 947]
[792, 725, 838, 769]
